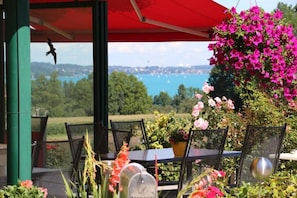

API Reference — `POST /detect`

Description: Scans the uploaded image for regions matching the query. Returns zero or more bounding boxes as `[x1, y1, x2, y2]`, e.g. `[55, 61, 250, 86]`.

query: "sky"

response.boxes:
[30, 0, 296, 67]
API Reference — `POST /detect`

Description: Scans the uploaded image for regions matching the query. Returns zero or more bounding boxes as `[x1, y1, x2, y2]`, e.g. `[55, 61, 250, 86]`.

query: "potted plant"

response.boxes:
[208, 6, 297, 105]
[168, 127, 189, 157]
[166, 116, 192, 157]
[0, 180, 48, 198]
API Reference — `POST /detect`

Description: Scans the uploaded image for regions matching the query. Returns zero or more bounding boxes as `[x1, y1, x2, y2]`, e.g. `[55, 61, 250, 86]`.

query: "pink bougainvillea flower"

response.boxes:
[209, 6, 297, 102]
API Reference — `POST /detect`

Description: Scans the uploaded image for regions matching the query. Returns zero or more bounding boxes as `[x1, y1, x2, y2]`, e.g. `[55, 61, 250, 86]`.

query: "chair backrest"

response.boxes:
[110, 119, 149, 150]
[178, 127, 229, 191]
[237, 124, 287, 185]
[33, 140, 73, 170]
[70, 137, 85, 181]
[31, 141, 38, 169]
[112, 129, 133, 153]
[31, 115, 48, 142]
[31, 116, 48, 167]
[65, 122, 94, 160]
[33, 139, 83, 183]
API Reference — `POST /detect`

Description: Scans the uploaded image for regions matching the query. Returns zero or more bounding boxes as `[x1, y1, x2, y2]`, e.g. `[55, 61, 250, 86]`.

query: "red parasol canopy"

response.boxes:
[30, 0, 229, 42]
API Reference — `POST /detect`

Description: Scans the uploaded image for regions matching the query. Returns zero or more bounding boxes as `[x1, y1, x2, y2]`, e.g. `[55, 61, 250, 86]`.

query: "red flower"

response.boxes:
[191, 189, 207, 198]
[20, 180, 33, 189]
[46, 144, 57, 150]
[108, 143, 130, 192]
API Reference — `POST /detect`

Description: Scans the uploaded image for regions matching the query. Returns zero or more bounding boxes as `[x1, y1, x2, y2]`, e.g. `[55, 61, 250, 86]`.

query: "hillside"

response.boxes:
[31, 62, 212, 78]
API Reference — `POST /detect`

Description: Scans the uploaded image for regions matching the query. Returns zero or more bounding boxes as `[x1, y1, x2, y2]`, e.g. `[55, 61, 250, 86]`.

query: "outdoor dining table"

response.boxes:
[128, 148, 241, 173]
[129, 148, 241, 164]
[270, 150, 297, 161]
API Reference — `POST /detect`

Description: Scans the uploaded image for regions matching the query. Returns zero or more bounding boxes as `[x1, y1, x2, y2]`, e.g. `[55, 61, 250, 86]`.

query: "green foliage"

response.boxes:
[72, 75, 93, 115]
[239, 83, 286, 126]
[208, 65, 243, 111]
[145, 111, 192, 149]
[32, 71, 153, 117]
[44, 142, 72, 169]
[178, 170, 297, 198]
[153, 91, 172, 106]
[62, 133, 127, 198]
[151, 104, 176, 113]
[0, 180, 47, 198]
[226, 171, 297, 197]
[46, 124, 64, 136]
[108, 71, 152, 115]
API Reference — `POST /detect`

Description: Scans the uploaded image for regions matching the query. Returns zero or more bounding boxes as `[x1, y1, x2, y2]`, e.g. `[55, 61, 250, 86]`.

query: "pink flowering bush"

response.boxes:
[192, 83, 235, 130]
[208, 6, 297, 102]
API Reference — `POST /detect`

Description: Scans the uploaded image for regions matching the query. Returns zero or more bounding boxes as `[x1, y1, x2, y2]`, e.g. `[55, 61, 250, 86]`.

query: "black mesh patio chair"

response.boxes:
[158, 127, 229, 195]
[31, 141, 38, 170]
[31, 115, 48, 142]
[235, 124, 287, 186]
[65, 121, 113, 161]
[65, 122, 94, 160]
[177, 127, 229, 192]
[110, 119, 149, 150]
[31, 115, 49, 167]
[32, 138, 85, 196]
[112, 129, 133, 153]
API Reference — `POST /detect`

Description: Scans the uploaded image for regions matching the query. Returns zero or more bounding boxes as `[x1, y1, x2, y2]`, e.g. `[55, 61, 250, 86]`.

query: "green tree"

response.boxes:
[32, 75, 48, 116]
[72, 74, 93, 116]
[172, 84, 187, 109]
[153, 91, 172, 106]
[108, 72, 152, 115]
[172, 84, 200, 113]
[32, 72, 66, 116]
[208, 65, 242, 111]
[63, 81, 79, 116]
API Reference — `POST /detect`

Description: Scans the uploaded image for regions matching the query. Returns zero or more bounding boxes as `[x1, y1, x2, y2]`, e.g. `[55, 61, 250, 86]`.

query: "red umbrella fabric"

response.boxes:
[30, 0, 228, 42]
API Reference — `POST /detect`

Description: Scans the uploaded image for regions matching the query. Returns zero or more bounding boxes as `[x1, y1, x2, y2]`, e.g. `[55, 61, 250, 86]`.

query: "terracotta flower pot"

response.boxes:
[171, 141, 187, 157]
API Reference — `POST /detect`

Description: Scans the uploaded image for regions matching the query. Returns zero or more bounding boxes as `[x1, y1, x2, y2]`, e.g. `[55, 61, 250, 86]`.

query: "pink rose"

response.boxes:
[208, 98, 216, 107]
[195, 93, 203, 99]
[202, 83, 214, 94]
[192, 102, 204, 117]
[214, 97, 222, 104]
[194, 118, 208, 130]
[226, 99, 235, 109]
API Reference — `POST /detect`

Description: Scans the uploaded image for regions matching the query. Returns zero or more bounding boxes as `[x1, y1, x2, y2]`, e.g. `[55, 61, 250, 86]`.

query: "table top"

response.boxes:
[128, 148, 241, 164]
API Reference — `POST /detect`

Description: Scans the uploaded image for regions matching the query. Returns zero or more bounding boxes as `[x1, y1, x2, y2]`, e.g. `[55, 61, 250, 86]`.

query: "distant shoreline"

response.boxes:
[31, 62, 212, 78]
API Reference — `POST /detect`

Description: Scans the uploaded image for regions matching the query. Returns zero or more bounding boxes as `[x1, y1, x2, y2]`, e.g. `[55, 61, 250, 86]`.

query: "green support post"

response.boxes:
[5, 0, 31, 184]
[0, 4, 4, 143]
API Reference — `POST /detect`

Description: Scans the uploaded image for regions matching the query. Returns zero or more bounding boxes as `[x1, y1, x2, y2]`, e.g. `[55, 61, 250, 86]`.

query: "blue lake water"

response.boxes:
[58, 73, 209, 97]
